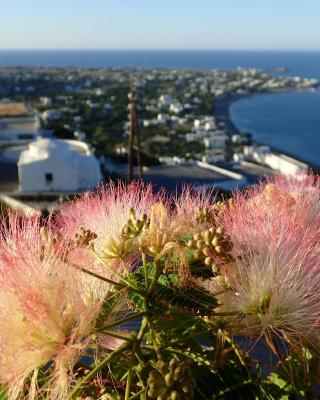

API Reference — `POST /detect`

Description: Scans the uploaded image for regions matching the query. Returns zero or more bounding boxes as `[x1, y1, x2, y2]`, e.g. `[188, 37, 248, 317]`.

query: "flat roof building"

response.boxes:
[0, 116, 40, 142]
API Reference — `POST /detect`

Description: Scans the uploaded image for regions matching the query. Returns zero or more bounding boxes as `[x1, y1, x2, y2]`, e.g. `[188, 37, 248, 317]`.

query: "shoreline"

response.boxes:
[213, 88, 320, 172]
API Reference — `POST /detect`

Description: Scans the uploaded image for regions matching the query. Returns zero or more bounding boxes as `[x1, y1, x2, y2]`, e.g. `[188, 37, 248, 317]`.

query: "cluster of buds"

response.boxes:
[103, 235, 138, 260]
[211, 198, 235, 221]
[75, 227, 97, 248]
[40, 226, 62, 246]
[139, 203, 173, 259]
[195, 207, 214, 224]
[40, 227, 63, 260]
[121, 208, 148, 239]
[187, 226, 233, 273]
[147, 359, 196, 400]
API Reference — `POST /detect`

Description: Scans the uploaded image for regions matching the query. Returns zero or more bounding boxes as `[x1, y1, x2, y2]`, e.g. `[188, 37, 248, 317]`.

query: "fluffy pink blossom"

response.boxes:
[0, 214, 108, 400]
[57, 181, 162, 276]
[173, 186, 216, 235]
[59, 181, 159, 240]
[222, 174, 320, 254]
[215, 175, 320, 348]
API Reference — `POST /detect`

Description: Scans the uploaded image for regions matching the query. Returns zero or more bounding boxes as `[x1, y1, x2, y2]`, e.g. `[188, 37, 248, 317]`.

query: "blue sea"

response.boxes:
[230, 88, 320, 167]
[0, 50, 319, 167]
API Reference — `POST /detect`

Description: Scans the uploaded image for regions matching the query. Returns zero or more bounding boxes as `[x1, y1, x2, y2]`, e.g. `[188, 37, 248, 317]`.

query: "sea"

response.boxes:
[0, 50, 319, 167]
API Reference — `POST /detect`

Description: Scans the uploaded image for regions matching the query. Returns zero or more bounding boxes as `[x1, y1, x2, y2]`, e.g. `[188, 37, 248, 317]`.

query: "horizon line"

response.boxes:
[0, 48, 320, 52]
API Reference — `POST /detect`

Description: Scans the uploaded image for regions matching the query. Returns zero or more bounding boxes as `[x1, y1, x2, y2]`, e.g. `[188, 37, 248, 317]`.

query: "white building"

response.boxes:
[157, 113, 169, 123]
[169, 103, 184, 114]
[204, 121, 217, 131]
[39, 97, 52, 106]
[18, 139, 102, 192]
[41, 109, 62, 121]
[193, 116, 217, 131]
[244, 145, 309, 175]
[203, 133, 228, 150]
[158, 95, 175, 108]
[202, 149, 225, 163]
[0, 116, 41, 142]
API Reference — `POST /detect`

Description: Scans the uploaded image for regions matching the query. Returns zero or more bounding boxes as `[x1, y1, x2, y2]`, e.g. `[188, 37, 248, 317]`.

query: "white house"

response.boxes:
[18, 139, 102, 192]
[203, 133, 228, 150]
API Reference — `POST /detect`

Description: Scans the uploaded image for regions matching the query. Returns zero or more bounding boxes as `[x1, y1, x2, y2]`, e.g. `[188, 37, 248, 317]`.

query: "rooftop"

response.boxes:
[124, 163, 243, 193]
[18, 138, 93, 164]
[0, 102, 29, 117]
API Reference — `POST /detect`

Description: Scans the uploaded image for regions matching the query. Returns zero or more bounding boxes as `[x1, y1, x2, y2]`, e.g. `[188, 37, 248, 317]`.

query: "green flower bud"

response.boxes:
[202, 246, 211, 257]
[196, 240, 205, 249]
[170, 391, 180, 400]
[193, 233, 200, 241]
[215, 245, 222, 254]
[165, 373, 174, 387]
[193, 250, 202, 259]
[212, 263, 219, 273]
[148, 388, 157, 398]
[186, 239, 195, 248]
[173, 367, 183, 381]
[158, 361, 167, 374]
[202, 230, 212, 245]
[204, 257, 213, 267]
[169, 359, 178, 371]
[129, 208, 136, 219]
[212, 236, 220, 247]
[181, 385, 192, 394]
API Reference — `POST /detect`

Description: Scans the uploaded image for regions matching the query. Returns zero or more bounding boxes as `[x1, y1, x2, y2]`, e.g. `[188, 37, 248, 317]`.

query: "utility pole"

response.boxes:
[128, 78, 143, 181]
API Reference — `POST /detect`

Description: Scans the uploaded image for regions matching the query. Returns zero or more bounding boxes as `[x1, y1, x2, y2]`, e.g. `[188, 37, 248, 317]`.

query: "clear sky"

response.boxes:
[1, 0, 320, 50]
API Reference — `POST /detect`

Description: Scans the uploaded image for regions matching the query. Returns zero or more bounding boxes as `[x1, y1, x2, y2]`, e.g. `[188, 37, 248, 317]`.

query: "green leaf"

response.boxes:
[152, 279, 218, 316]
[95, 289, 128, 330]
[0, 387, 6, 400]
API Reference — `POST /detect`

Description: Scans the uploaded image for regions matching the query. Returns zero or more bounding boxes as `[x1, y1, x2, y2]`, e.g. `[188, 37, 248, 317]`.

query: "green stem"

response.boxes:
[147, 259, 162, 294]
[138, 259, 164, 361]
[125, 347, 135, 400]
[92, 248, 138, 290]
[68, 261, 123, 288]
[141, 252, 148, 289]
[224, 335, 247, 367]
[103, 330, 135, 342]
[129, 389, 145, 400]
[137, 316, 149, 341]
[134, 345, 146, 364]
[212, 311, 243, 317]
[69, 341, 132, 399]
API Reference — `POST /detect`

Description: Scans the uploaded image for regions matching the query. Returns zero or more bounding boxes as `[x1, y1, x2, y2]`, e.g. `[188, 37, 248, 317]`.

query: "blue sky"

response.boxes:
[1, 0, 320, 50]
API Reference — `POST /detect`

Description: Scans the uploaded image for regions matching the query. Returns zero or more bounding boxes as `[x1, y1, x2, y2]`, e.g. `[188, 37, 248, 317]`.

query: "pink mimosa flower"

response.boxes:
[58, 181, 161, 276]
[173, 186, 216, 236]
[215, 175, 320, 348]
[0, 214, 107, 400]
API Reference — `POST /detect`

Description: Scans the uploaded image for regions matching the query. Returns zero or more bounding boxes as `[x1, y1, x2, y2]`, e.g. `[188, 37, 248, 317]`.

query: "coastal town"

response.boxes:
[0, 66, 318, 213]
